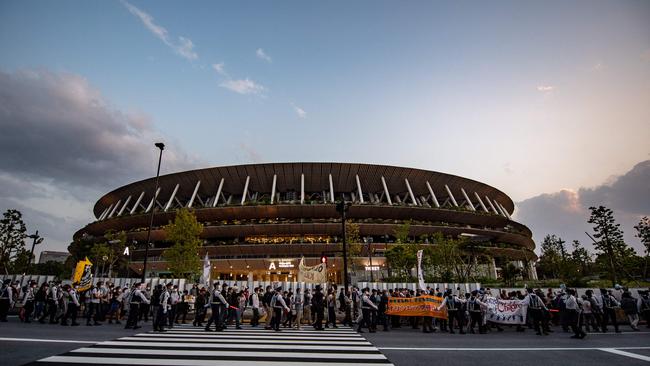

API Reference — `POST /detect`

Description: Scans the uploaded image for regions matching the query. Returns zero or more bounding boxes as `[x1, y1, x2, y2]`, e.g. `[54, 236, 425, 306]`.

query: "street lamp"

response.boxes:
[28, 231, 43, 267]
[364, 237, 374, 282]
[335, 200, 351, 293]
[142, 142, 164, 282]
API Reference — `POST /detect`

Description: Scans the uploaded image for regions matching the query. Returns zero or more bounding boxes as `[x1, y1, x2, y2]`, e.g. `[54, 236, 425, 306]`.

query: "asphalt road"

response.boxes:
[364, 324, 650, 366]
[2, 315, 649, 366]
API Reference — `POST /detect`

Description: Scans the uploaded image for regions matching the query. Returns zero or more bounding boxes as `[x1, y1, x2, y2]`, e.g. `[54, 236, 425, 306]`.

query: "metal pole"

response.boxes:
[337, 201, 350, 293]
[142, 143, 164, 282]
[368, 238, 374, 282]
[29, 230, 39, 265]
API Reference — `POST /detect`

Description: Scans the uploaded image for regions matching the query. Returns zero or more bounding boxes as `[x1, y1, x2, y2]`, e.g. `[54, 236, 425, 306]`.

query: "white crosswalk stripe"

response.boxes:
[27, 324, 394, 365]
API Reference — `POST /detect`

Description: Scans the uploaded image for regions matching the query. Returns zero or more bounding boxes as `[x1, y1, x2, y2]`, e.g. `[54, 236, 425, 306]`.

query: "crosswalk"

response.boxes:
[26, 324, 394, 365]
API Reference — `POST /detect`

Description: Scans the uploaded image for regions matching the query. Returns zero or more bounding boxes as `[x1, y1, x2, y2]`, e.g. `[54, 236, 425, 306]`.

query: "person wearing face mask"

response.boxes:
[21, 281, 37, 323]
[125, 282, 150, 330]
[60, 284, 81, 326]
[357, 288, 378, 333]
[155, 283, 172, 332]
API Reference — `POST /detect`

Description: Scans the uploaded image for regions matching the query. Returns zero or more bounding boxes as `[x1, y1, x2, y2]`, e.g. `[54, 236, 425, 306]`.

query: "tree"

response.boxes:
[163, 208, 203, 279]
[588, 205, 633, 286]
[570, 240, 592, 278]
[394, 220, 412, 244]
[90, 243, 111, 277]
[634, 217, 650, 278]
[384, 245, 414, 280]
[537, 234, 569, 279]
[501, 263, 521, 287]
[102, 230, 127, 277]
[0, 209, 28, 274]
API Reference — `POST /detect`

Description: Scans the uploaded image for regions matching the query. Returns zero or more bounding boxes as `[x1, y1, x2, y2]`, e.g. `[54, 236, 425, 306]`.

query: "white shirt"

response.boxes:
[251, 293, 260, 309]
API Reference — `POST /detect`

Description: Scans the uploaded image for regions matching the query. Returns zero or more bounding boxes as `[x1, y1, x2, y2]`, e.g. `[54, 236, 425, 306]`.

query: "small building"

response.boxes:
[38, 251, 70, 264]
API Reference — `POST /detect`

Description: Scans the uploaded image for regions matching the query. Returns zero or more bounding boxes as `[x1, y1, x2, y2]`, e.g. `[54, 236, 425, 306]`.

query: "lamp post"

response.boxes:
[335, 200, 350, 293]
[142, 142, 164, 282]
[364, 237, 374, 282]
[28, 231, 43, 267]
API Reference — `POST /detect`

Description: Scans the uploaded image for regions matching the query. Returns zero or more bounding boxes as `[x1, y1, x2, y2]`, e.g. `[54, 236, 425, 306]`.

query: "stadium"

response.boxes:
[73, 162, 537, 282]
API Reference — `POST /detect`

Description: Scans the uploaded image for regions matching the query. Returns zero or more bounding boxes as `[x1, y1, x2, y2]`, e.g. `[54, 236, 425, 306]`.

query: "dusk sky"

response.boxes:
[0, 0, 648, 258]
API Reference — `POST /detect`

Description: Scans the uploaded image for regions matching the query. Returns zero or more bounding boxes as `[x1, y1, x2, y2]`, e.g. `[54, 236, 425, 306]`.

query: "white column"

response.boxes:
[493, 200, 506, 217]
[484, 196, 499, 214]
[130, 191, 146, 214]
[117, 195, 132, 216]
[405, 178, 418, 205]
[300, 173, 305, 204]
[474, 192, 488, 212]
[381, 176, 392, 205]
[425, 181, 440, 208]
[355, 174, 364, 204]
[460, 188, 475, 211]
[187, 180, 201, 208]
[329, 173, 335, 203]
[240, 176, 250, 205]
[164, 184, 180, 212]
[107, 200, 121, 218]
[444, 184, 458, 207]
[98, 207, 109, 221]
[145, 187, 161, 213]
[212, 178, 224, 207]
[496, 201, 511, 219]
[270, 174, 277, 204]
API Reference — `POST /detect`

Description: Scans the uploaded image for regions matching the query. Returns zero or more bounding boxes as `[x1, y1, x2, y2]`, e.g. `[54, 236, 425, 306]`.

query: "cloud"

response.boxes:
[536, 85, 554, 92]
[0, 69, 200, 255]
[239, 143, 263, 163]
[122, 1, 198, 61]
[642, 49, 650, 62]
[589, 62, 605, 72]
[256, 48, 272, 63]
[515, 160, 650, 254]
[211, 62, 228, 77]
[219, 78, 266, 95]
[291, 102, 306, 118]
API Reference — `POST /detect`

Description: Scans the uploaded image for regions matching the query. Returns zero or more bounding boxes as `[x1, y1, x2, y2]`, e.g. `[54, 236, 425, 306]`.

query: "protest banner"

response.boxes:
[484, 296, 527, 324]
[72, 257, 93, 292]
[386, 295, 448, 319]
[297, 257, 327, 283]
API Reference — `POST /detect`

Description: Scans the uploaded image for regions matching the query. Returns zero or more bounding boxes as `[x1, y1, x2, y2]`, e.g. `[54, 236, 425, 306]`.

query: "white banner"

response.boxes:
[201, 253, 211, 286]
[416, 250, 426, 291]
[297, 257, 327, 283]
[485, 296, 527, 324]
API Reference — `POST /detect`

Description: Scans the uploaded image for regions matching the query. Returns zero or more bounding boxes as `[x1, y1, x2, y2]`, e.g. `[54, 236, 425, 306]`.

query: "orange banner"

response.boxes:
[386, 295, 448, 319]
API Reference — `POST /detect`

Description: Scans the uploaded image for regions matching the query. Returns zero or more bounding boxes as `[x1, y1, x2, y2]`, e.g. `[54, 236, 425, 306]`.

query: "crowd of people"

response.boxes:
[1, 278, 649, 339]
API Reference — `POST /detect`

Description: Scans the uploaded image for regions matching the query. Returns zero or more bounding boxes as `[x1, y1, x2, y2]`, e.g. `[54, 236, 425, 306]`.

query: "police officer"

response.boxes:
[438, 289, 466, 334]
[468, 290, 487, 334]
[61, 284, 81, 326]
[125, 282, 150, 330]
[0, 279, 13, 322]
[312, 285, 325, 330]
[271, 287, 290, 331]
[565, 288, 586, 339]
[155, 283, 171, 332]
[523, 288, 548, 335]
[205, 282, 229, 331]
[357, 287, 378, 333]
[21, 281, 37, 323]
[599, 288, 621, 333]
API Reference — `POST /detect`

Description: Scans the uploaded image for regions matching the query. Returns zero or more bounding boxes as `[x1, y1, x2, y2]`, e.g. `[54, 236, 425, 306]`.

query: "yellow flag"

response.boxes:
[72, 257, 93, 292]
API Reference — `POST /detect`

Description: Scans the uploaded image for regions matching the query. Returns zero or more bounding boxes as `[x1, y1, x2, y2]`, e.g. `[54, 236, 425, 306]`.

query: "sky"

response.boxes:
[0, 0, 648, 259]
